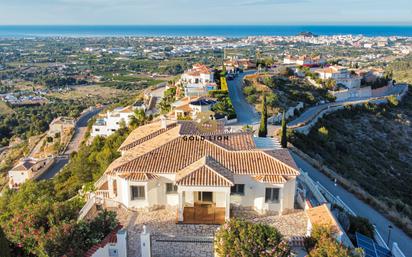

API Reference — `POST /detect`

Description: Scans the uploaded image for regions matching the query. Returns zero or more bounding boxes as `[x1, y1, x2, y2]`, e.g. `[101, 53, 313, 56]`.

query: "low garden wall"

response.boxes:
[150, 234, 214, 257]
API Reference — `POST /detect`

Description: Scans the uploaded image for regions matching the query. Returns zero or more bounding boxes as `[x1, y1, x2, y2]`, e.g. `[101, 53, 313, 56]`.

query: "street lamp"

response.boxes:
[387, 225, 393, 246]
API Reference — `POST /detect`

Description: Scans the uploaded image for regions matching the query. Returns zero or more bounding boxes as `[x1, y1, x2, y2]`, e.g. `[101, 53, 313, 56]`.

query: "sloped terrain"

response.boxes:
[291, 90, 412, 226]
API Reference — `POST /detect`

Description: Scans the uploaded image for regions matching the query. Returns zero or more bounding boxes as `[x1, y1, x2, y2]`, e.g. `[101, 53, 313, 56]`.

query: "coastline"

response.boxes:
[0, 25, 412, 37]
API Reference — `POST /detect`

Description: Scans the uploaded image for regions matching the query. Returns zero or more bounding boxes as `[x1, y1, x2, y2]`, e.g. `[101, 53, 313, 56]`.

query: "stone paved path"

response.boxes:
[113, 208, 308, 257]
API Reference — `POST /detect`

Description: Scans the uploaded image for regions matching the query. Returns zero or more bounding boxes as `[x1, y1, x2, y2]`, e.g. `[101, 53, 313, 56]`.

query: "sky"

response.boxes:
[0, 0, 411, 25]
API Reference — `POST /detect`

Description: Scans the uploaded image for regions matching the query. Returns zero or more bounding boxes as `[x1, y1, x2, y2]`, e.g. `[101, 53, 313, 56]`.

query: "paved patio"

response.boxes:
[114, 208, 308, 257]
[233, 208, 308, 238]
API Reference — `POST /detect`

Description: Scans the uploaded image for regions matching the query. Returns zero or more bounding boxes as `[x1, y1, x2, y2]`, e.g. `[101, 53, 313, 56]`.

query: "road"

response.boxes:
[227, 71, 260, 125]
[288, 84, 408, 127]
[37, 108, 101, 180]
[225, 74, 411, 254]
[292, 153, 412, 255]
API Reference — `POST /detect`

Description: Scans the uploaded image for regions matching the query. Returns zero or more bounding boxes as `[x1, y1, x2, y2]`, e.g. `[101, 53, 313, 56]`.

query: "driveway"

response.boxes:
[292, 153, 412, 255]
[227, 71, 260, 125]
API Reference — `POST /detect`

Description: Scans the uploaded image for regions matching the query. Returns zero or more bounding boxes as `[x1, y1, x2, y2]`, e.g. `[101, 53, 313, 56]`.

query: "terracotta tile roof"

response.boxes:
[264, 149, 299, 170]
[174, 104, 192, 112]
[84, 225, 122, 257]
[212, 132, 256, 151]
[178, 120, 225, 135]
[119, 122, 178, 151]
[106, 125, 182, 173]
[306, 204, 341, 234]
[12, 159, 41, 172]
[119, 173, 159, 181]
[113, 137, 300, 177]
[176, 156, 234, 187]
[192, 63, 212, 74]
[253, 175, 287, 184]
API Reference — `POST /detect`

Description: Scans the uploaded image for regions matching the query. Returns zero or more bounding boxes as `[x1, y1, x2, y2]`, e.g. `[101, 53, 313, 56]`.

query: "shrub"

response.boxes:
[215, 219, 290, 257]
[208, 90, 228, 98]
[348, 215, 374, 238]
[318, 126, 329, 141]
[387, 95, 399, 107]
[304, 225, 356, 257]
[246, 95, 257, 104]
[243, 86, 256, 96]
[266, 92, 279, 107]
[44, 210, 118, 257]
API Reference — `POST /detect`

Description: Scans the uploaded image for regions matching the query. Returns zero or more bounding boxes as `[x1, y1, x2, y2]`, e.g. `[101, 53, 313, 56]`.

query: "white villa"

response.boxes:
[171, 97, 216, 120]
[8, 158, 51, 189]
[91, 106, 136, 138]
[315, 65, 361, 89]
[92, 119, 300, 224]
[180, 64, 217, 97]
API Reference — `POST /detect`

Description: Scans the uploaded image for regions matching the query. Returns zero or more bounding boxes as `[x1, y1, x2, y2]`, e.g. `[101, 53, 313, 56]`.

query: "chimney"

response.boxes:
[160, 115, 167, 129]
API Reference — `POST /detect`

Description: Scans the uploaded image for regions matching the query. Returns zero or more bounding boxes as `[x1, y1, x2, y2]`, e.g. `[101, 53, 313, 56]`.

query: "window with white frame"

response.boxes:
[131, 186, 145, 200]
[265, 188, 280, 203]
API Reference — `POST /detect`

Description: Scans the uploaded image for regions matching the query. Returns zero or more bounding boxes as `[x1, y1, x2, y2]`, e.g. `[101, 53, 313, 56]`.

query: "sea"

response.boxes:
[0, 25, 411, 38]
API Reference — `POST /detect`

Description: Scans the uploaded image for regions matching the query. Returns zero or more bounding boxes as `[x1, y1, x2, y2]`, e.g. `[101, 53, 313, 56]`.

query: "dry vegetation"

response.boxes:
[47, 85, 129, 100]
[291, 90, 412, 235]
[0, 101, 14, 115]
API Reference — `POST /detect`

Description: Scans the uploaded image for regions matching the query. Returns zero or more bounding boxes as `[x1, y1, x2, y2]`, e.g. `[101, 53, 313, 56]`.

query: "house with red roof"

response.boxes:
[89, 119, 300, 224]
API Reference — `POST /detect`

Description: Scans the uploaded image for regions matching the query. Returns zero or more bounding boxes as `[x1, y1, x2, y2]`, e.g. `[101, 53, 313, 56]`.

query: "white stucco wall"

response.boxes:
[112, 173, 296, 214]
[90, 229, 127, 257]
[8, 170, 31, 186]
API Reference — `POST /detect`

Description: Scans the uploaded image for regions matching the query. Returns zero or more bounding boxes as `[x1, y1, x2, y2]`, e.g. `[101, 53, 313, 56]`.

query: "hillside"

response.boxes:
[388, 54, 412, 85]
[0, 101, 14, 115]
[290, 90, 412, 232]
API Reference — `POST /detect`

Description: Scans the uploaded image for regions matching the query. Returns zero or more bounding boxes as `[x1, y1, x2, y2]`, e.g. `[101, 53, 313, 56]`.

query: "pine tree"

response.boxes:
[258, 95, 268, 137]
[281, 111, 287, 148]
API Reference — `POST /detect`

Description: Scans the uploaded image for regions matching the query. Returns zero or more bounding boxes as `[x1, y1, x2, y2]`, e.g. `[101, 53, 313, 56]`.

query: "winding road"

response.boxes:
[288, 84, 408, 127]
[227, 71, 411, 255]
[37, 108, 101, 180]
[227, 71, 260, 125]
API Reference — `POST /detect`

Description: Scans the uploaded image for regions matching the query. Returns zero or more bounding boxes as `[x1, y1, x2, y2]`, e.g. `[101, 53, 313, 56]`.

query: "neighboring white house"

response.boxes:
[91, 106, 135, 138]
[92, 119, 300, 224]
[315, 66, 361, 89]
[84, 226, 127, 257]
[180, 64, 217, 97]
[171, 97, 216, 120]
[283, 55, 326, 66]
[224, 59, 256, 73]
[8, 158, 52, 189]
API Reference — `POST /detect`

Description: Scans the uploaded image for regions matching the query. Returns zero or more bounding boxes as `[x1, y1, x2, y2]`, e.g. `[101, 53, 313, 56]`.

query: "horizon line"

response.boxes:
[1, 23, 412, 27]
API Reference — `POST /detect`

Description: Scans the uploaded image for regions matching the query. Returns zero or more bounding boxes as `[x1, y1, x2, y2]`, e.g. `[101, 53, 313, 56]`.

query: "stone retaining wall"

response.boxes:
[151, 234, 214, 257]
